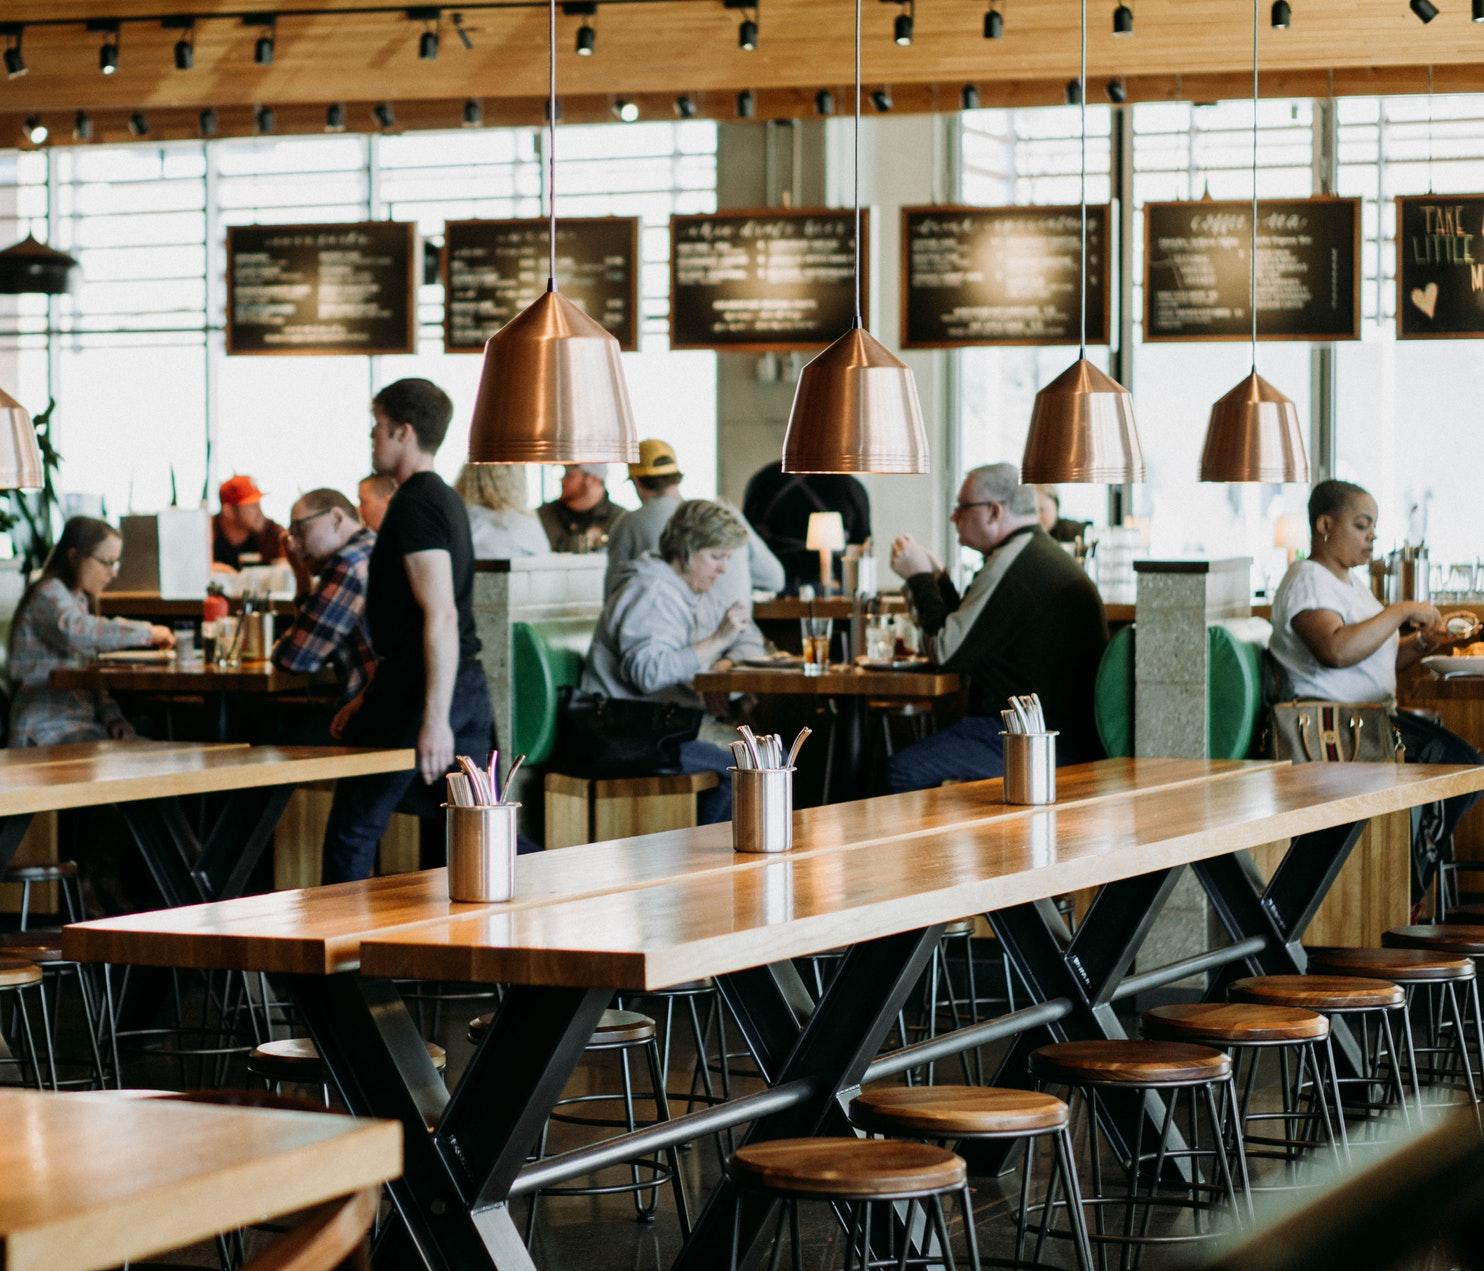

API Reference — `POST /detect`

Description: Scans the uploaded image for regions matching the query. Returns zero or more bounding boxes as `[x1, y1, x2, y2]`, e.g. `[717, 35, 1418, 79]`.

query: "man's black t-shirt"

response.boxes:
[366, 471, 480, 686]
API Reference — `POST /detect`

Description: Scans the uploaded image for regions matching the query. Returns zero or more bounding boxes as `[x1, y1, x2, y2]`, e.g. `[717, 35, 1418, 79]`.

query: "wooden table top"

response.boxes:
[1401, 674, 1484, 702]
[357, 762, 1484, 992]
[51, 658, 324, 695]
[693, 664, 961, 697]
[0, 740, 246, 771]
[753, 596, 907, 621]
[0, 1089, 400, 1271]
[0, 744, 414, 817]
[98, 591, 295, 619]
[68, 758, 1278, 975]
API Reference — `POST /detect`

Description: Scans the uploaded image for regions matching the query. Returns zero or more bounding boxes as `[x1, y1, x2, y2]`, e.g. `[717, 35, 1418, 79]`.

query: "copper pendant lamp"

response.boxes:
[1197, 0, 1309, 484]
[780, 0, 927, 475]
[1020, 0, 1144, 485]
[466, 0, 637, 465]
[0, 388, 43, 491]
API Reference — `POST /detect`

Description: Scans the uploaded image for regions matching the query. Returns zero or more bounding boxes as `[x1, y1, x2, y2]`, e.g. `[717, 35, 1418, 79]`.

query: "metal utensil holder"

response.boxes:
[731, 767, 794, 854]
[1003, 732, 1057, 805]
[446, 802, 519, 902]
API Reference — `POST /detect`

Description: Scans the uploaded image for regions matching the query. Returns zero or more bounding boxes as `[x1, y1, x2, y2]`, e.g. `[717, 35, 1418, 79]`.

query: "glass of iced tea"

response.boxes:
[800, 616, 833, 677]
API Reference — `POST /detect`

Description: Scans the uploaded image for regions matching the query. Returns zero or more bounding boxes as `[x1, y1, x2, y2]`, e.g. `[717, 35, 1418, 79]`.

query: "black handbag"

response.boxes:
[554, 688, 703, 778]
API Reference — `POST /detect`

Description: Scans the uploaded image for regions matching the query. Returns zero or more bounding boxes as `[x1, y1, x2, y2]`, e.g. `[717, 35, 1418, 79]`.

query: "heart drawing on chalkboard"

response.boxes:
[1411, 282, 1439, 320]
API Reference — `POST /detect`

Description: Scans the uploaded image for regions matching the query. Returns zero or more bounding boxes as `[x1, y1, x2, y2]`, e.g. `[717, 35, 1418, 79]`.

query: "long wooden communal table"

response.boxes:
[0, 743, 414, 908]
[63, 759, 1484, 1271]
[0, 1088, 401, 1271]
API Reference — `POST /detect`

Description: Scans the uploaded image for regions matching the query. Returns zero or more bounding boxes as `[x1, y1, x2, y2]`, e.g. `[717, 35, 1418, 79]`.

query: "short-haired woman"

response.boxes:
[1270, 478, 1481, 902]
[581, 499, 765, 823]
[7, 516, 173, 747]
[453, 464, 548, 559]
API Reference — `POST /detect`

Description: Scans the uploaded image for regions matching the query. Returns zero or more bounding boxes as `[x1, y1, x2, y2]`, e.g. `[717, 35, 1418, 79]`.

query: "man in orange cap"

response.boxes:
[213, 474, 289, 571]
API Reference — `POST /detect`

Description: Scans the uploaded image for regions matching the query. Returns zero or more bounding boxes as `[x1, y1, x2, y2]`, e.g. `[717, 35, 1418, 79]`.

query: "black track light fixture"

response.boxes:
[23, 117, 47, 146]
[576, 20, 596, 54]
[871, 85, 893, 112]
[253, 21, 275, 65]
[1271, 0, 1291, 25]
[73, 111, 93, 142]
[255, 104, 275, 134]
[98, 29, 120, 76]
[5, 31, 26, 80]
[736, 89, 755, 117]
[173, 27, 195, 71]
[1112, 2, 1133, 36]
[372, 101, 396, 129]
[1107, 76, 1127, 102]
[1474, 0, 1484, 22]
[325, 103, 345, 131]
[738, 6, 759, 50]
[893, 0, 915, 46]
[816, 88, 836, 116]
[199, 107, 218, 137]
[419, 23, 439, 59]
[674, 94, 697, 118]
[961, 83, 981, 110]
[1065, 78, 1082, 105]
[463, 98, 483, 126]
[613, 98, 640, 122]
[128, 112, 149, 138]
[452, 12, 474, 48]
[984, 4, 1004, 38]
[1410, 0, 1438, 21]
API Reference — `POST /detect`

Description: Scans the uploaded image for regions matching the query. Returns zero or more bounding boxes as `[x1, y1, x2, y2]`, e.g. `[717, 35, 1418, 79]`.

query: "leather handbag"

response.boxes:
[1267, 700, 1402, 764]
[554, 688, 704, 778]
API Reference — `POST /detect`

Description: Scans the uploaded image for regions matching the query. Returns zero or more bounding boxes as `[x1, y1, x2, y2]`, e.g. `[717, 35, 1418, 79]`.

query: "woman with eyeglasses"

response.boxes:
[7, 516, 173, 747]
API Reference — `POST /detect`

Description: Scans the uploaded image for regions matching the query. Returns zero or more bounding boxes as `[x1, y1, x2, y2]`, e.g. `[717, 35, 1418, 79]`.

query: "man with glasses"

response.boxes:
[883, 463, 1108, 792]
[271, 488, 376, 707]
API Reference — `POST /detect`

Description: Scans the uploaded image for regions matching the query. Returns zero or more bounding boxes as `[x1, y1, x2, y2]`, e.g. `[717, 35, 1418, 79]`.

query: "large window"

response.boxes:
[0, 120, 718, 529]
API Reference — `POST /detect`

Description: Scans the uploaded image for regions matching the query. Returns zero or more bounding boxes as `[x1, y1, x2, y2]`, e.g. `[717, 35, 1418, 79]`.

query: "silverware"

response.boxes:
[786, 727, 813, 767]
[737, 725, 764, 768]
[501, 753, 526, 800]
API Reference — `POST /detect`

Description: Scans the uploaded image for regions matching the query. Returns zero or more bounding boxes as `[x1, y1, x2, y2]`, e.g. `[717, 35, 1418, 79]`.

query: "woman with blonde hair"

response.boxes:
[453, 464, 548, 559]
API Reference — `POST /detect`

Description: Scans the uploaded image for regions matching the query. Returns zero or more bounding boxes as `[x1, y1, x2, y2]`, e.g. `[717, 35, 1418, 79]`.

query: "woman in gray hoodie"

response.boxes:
[581, 499, 763, 822]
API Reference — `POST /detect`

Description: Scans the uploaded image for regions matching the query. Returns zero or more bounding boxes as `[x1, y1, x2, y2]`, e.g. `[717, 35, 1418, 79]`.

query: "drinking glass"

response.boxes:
[865, 616, 895, 664]
[799, 617, 833, 677]
[216, 615, 241, 667]
[172, 623, 196, 664]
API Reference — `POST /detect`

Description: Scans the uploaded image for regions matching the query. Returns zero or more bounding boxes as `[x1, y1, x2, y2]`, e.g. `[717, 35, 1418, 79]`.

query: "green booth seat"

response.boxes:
[511, 619, 590, 766]
[1094, 620, 1269, 761]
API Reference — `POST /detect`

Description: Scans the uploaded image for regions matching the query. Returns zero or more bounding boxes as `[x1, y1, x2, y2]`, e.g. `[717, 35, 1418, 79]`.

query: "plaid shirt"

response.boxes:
[271, 528, 376, 702]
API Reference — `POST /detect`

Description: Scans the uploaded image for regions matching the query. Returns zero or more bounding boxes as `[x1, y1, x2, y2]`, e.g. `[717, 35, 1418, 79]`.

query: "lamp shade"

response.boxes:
[805, 511, 846, 553]
[781, 326, 928, 474]
[1198, 370, 1309, 484]
[467, 287, 639, 465]
[0, 234, 76, 296]
[0, 388, 42, 491]
[1021, 357, 1145, 484]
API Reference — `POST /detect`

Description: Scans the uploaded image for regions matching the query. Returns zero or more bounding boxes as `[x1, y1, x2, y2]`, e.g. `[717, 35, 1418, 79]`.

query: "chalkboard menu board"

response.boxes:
[900, 204, 1110, 348]
[444, 217, 640, 353]
[226, 221, 417, 356]
[1143, 198, 1360, 342]
[670, 208, 868, 351]
[1396, 195, 1484, 340]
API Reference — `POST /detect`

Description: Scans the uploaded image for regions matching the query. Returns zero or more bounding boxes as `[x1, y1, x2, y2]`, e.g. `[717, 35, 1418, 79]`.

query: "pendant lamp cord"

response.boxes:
[547, 0, 557, 290]
[1426, 64, 1435, 196]
[1249, 0, 1258, 372]
[1077, 0, 1087, 359]
[852, 0, 862, 327]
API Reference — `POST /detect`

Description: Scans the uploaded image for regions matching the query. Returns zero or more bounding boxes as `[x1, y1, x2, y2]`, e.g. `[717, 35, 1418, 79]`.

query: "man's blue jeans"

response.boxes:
[886, 715, 1007, 794]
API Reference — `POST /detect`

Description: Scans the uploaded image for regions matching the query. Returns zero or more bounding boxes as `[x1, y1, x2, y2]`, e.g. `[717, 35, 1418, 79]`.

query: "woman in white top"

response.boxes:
[1271, 478, 1481, 902]
[454, 464, 549, 560]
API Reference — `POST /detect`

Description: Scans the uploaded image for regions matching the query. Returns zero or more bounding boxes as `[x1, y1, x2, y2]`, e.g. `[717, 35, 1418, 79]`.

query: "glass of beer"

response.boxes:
[800, 616, 833, 677]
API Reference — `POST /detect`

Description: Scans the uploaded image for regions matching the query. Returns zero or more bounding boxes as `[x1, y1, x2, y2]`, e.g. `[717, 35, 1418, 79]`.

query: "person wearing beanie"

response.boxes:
[537, 463, 625, 552]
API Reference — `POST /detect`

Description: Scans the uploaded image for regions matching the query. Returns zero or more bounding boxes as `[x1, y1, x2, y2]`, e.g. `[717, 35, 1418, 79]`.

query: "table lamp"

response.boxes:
[807, 511, 846, 594]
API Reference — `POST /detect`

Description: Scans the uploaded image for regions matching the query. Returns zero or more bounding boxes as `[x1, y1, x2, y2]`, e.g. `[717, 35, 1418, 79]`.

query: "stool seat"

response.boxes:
[469, 1007, 655, 1047]
[1142, 1002, 1329, 1044]
[1384, 925, 1484, 957]
[732, 1137, 966, 1198]
[0, 957, 43, 989]
[1307, 946, 1475, 982]
[941, 918, 976, 938]
[1030, 1039, 1231, 1086]
[0, 930, 64, 963]
[2, 861, 77, 882]
[250, 1036, 446, 1083]
[1230, 974, 1405, 1011]
[851, 1085, 1068, 1138]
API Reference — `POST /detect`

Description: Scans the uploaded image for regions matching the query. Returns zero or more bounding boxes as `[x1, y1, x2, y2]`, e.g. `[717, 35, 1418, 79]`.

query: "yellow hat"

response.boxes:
[628, 438, 682, 480]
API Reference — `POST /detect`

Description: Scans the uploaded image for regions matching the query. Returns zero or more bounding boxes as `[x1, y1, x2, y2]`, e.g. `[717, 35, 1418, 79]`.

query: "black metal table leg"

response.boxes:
[0, 813, 36, 873]
[674, 924, 944, 1271]
[195, 786, 295, 900]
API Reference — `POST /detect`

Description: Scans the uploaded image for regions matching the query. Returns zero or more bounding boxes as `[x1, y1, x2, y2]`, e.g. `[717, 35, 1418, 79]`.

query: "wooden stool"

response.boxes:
[248, 1036, 446, 1109]
[1142, 1003, 1347, 1180]
[1310, 946, 1484, 1124]
[470, 1007, 690, 1240]
[729, 1137, 979, 1271]
[851, 1085, 1092, 1270]
[1228, 975, 1414, 1133]
[545, 770, 721, 849]
[0, 928, 110, 1090]
[0, 957, 50, 1090]
[3, 859, 82, 928]
[1030, 1040, 1250, 1262]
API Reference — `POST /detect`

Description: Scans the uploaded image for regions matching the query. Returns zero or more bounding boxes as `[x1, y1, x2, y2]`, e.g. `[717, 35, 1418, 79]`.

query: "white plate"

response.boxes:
[1423, 654, 1484, 678]
[855, 656, 932, 672]
[97, 649, 175, 664]
[736, 655, 802, 669]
